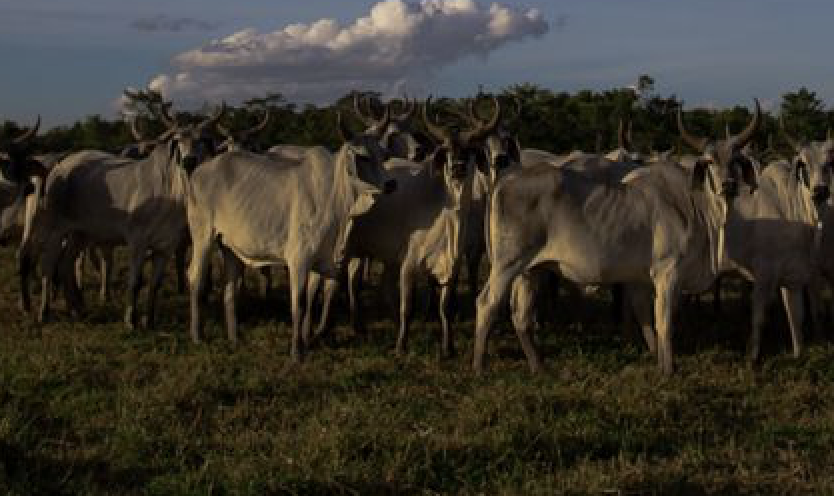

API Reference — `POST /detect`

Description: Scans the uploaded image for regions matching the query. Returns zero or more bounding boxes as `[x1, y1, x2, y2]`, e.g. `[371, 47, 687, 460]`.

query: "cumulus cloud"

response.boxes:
[146, 0, 549, 107]
[131, 15, 220, 33]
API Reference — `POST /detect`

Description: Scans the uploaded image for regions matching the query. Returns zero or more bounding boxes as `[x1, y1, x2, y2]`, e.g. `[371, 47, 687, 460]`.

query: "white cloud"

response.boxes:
[146, 0, 548, 107]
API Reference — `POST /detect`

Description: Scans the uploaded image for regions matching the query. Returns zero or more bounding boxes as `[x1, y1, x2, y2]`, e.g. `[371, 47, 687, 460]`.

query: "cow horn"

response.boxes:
[618, 119, 628, 150]
[462, 95, 501, 144]
[779, 116, 801, 152]
[337, 112, 354, 142]
[828, 128, 833, 142]
[422, 97, 450, 143]
[239, 108, 270, 139]
[157, 102, 178, 129]
[732, 98, 760, 148]
[199, 102, 226, 131]
[130, 117, 145, 142]
[13, 116, 40, 145]
[216, 122, 234, 139]
[676, 105, 707, 152]
[393, 97, 416, 122]
[353, 92, 376, 127]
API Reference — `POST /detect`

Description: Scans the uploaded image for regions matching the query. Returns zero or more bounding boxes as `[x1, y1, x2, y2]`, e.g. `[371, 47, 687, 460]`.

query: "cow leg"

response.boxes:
[144, 251, 169, 331]
[780, 286, 804, 359]
[474, 266, 520, 374]
[712, 275, 723, 314]
[347, 258, 366, 336]
[626, 285, 656, 354]
[256, 267, 272, 299]
[314, 277, 338, 340]
[466, 248, 482, 317]
[439, 283, 457, 358]
[37, 237, 65, 323]
[653, 269, 680, 375]
[287, 261, 309, 363]
[302, 271, 321, 347]
[395, 266, 416, 355]
[96, 246, 114, 303]
[74, 250, 86, 292]
[60, 238, 85, 319]
[749, 279, 776, 365]
[123, 245, 146, 331]
[510, 272, 542, 374]
[220, 247, 242, 344]
[175, 236, 189, 295]
[188, 237, 213, 344]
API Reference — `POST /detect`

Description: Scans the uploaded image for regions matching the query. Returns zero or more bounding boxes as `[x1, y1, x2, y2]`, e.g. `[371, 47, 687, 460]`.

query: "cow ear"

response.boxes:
[509, 137, 521, 165]
[794, 159, 809, 187]
[692, 160, 710, 192]
[472, 148, 489, 175]
[430, 147, 448, 177]
[168, 140, 180, 164]
[739, 156, 758, 191]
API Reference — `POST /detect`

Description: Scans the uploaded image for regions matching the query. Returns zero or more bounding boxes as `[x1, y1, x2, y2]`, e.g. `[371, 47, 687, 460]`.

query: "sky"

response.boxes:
[1, 0, 833, 128]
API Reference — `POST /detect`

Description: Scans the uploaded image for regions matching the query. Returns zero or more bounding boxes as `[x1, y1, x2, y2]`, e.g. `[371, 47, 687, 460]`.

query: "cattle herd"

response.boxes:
[0, 92, 832, 376]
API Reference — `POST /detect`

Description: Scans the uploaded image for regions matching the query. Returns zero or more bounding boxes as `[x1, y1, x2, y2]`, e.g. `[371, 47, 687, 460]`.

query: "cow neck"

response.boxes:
[314, 145, 360, 270]
[149, 144, 190, 201]
[439, 174, 474, 285]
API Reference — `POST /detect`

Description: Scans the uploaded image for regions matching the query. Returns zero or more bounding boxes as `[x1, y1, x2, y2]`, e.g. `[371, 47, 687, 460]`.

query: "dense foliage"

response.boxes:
[4, 80, 834, 159]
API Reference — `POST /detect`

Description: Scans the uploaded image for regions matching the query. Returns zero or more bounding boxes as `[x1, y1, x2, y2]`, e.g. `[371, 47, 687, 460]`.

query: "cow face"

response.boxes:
[157, 103, 224, 175]
[481, 131, 521, 185]
[782, 129, 834, 207]
[0, 117, 45, 189]
[430, 133, 479, 208]
[338, 112, 398, 217]
[679, 100, 760, 199]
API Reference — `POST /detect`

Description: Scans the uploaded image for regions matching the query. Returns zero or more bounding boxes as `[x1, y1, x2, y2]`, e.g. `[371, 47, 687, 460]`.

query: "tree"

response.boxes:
[780, 87, 826, 141]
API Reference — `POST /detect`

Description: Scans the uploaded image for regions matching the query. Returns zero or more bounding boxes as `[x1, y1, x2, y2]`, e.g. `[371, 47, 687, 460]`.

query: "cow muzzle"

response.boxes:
[182, 156, 198, 172]
[813, 185, 830, 205]
[721, 180, 739, 198]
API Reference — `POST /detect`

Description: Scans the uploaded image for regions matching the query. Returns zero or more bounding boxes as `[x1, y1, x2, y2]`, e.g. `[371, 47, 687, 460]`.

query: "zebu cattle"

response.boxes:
[472, 101, 761, 375]
[341, 98, 498, 356]
[0, 118, 47, 242]
[20, 105, 224, 328]
[779, 125, 834, 334]
[185, 112, 397, 361]
[354, 94, 431, 163]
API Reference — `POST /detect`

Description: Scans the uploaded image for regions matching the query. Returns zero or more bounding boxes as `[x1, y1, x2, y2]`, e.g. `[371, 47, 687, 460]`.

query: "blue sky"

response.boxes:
[1, 0, 832, 127]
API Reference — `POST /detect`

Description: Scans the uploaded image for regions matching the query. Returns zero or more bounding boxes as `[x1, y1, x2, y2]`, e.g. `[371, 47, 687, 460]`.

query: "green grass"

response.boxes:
[0, 246, 833, 495]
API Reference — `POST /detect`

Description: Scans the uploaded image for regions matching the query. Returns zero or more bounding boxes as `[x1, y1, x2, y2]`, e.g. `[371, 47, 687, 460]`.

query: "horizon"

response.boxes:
[2, 0, 833, 128]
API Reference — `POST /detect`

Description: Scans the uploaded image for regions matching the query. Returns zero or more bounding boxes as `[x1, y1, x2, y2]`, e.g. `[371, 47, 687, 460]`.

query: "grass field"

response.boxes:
[1, 244, 833, 495]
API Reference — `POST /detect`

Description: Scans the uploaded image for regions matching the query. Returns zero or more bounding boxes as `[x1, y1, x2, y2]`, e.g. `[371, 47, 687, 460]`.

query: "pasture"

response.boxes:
[1, 245, 833, 495]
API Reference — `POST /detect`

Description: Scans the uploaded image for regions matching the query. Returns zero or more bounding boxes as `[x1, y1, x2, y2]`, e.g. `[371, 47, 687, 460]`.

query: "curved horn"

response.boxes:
[156, 101, 178, 129]
[462, 95, 501, 143]
[367, 101, 391, 135]
[392, 97, 416, 121]
[336, 112, 354, 142]
[732, 98, 761, 148]
[216, 122, 234, 139]
[676, 105, 707, 152]
[239, 108, 270, 139]
[199, 102, 226, 131]
[13, 116, 40, 145]
[352, 92, 376, 127]
[421, 97, 450, 143]
[779, 115, 801, 152]
[130, 117, 145, 142]
[618, 119, 628, 150]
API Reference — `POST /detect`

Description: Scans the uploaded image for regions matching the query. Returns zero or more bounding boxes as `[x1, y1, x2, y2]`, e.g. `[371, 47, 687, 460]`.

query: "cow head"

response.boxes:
[156, 102, 225, 174]
[422, 97, 498, 208]
[678, 99, 761, 200]
[459, 95, 521, 187]
[781, 119, 834, 207]
[216, 108, 270, 153]
[0, 116, 46, 193]
[337, 108, 398, 217]
[354, 94, 431, 163]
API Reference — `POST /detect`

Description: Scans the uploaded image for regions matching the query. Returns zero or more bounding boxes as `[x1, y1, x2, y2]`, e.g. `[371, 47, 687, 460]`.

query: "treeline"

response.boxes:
[2, 79, 833, 159]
